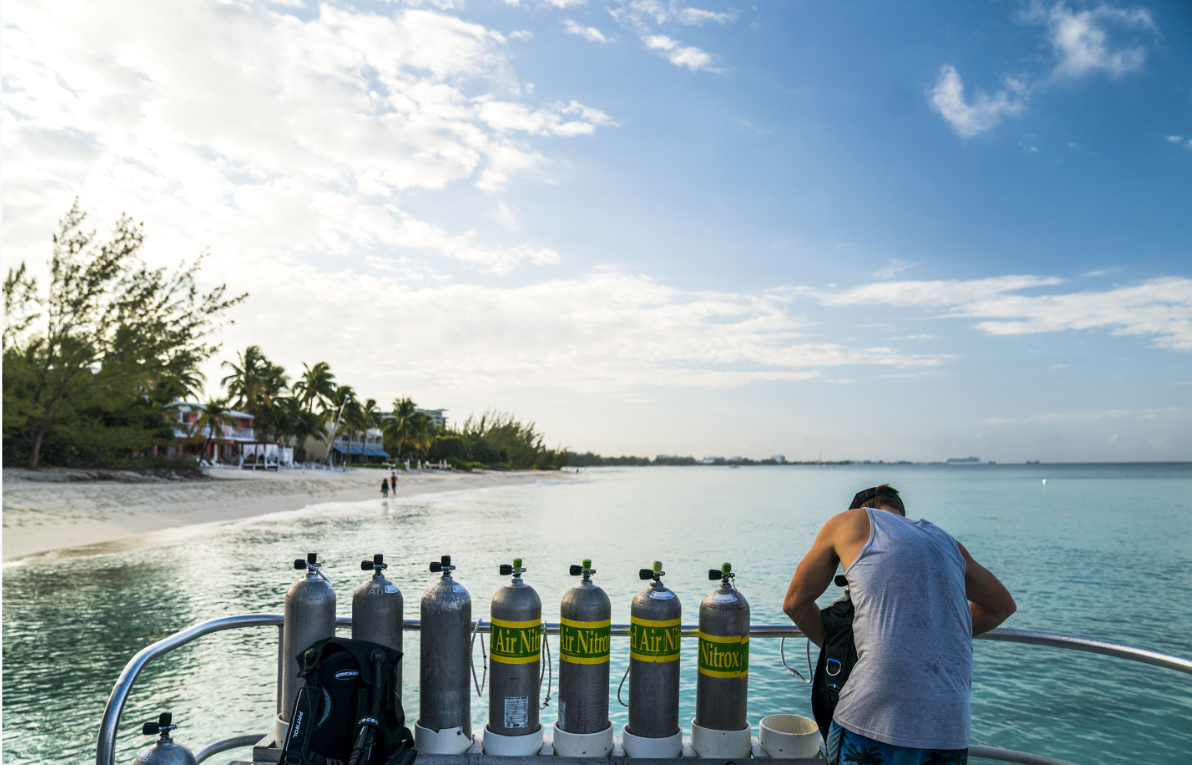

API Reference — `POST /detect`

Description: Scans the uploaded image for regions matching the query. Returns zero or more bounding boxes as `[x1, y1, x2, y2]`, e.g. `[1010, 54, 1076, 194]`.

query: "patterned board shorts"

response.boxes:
[826, 722, 969, 765]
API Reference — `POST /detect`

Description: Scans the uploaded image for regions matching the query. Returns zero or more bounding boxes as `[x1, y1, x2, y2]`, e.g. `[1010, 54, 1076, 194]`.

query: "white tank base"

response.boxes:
[620, 724, 683, 758]
[274, 713, 292, 749]
[415, 722, 474, 755]
[483, 724, 544, 756]
[690, 718, 752, 759]
[552, 722, 614, 757]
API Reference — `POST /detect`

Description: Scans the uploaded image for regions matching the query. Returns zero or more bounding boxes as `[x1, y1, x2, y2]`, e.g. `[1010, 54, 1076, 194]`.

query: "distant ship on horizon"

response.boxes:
[946, 456, 981, 464]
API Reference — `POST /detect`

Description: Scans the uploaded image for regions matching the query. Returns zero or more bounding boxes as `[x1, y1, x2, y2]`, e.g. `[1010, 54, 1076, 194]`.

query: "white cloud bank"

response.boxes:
[610, 1, 724, 72]
[2, 0, 615, 275]
[819, 275, 1192, 352]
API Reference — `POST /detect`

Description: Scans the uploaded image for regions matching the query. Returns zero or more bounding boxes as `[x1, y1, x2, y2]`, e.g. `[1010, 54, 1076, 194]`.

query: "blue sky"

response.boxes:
[4, 0, 1190, 461]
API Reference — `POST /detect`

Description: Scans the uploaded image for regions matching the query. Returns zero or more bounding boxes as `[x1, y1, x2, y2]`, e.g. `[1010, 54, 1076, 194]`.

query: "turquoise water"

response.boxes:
[3, 464, 1191, 764]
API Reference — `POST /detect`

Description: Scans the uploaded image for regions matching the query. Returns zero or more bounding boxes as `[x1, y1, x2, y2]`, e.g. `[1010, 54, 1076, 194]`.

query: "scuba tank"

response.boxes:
[353, 553, 403, 701]
[277, 553, 336, 747]
[622, 561, 682, 758]
[415, 555, 473, 755]
[691, 562, 751, 758]
[554, 559, 613, 757]
[484, 557, 544, 756]
[133, 713, 197, 765]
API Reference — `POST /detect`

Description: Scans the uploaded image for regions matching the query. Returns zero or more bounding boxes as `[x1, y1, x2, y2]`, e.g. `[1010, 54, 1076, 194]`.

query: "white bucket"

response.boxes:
[551, 721, 614, 757]
[414, 722, 474, 755]
[690, 718, 751, 759]
[620, 724, 683, 758]
[483, 724, 544, 756]
[759, 715, 820, 759]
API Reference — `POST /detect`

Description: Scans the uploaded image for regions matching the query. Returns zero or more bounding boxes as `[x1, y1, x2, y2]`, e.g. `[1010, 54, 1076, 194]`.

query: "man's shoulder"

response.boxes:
[823, 507, 871, 538]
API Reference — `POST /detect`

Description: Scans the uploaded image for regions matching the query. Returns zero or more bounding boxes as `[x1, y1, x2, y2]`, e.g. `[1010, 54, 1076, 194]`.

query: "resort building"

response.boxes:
[416, 408, 448, 429]
[166, 402, 261, 463]
[303, 426, 391, 464]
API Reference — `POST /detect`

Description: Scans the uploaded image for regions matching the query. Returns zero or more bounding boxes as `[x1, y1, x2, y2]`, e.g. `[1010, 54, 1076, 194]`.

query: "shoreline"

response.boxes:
[2, 467, 557, 564]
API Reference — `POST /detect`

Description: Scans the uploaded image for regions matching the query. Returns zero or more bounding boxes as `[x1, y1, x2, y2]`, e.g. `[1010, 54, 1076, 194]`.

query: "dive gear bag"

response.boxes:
[810, 577, 858, 742]
[281, 636, 416, 765]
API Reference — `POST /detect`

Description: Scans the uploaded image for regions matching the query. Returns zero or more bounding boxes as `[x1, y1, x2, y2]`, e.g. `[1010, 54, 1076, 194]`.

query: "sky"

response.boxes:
[3, 0, 1191, 462]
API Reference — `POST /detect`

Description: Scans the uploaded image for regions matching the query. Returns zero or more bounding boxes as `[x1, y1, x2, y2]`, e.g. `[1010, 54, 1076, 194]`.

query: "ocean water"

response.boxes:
[3, 464, 1191, 765]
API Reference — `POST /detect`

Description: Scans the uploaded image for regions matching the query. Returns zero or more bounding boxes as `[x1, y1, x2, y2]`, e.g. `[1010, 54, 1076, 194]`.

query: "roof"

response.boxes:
[170, 401, 254, 420]
[332, 444, 391, 458]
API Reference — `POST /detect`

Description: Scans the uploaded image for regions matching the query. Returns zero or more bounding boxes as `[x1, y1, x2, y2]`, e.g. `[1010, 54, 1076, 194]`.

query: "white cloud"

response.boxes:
[545, 0, 588, 7]
[819, 275, 1192, 352]
[873, 259, 922, 279]
[676, 7, 734, 25]
[928, 65, 1028, 138]
[643, 34, 714, 71]
[981, 407, 1188, 425]
[563, 20, 611, 43]
[196, 268, 950, 397]
[1028, 2, 1157, 79]
[2, 0, 618, 277]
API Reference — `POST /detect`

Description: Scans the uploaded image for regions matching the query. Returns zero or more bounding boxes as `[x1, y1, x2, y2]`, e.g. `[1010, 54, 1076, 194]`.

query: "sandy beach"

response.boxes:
[2, 466, 555, 563]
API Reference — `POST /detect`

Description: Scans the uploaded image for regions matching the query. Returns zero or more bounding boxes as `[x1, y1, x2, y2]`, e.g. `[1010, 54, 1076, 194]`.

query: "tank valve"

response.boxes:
[429, 554, 454, 575]
[361, 553, 388, 573]
[142, 712, 177, 739]
[708, 561, 735, 584]
[499, 557, 525, 578]
[294, 552, 321, 572]
[638, 560, 664, 582]
[569, 558, 595, 579]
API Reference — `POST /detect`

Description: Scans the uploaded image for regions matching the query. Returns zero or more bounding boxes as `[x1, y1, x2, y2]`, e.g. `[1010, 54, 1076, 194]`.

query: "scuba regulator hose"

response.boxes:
[348, 650, 387, 765]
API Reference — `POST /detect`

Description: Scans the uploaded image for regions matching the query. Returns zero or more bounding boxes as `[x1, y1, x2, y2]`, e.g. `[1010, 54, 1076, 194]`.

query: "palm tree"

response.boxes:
[358, 397, 381, 460]
[193, 398, 235, 462]
[220, 346, 272, 411]
[408, 412, 435, 459]
[292, 361, 336, 414]
[384, 397, 418, 460]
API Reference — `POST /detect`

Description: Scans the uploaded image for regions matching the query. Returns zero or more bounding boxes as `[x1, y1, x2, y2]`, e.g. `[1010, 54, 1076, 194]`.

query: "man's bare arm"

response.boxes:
[958, 542, 1016, 636]
[782, 517, 842, 647]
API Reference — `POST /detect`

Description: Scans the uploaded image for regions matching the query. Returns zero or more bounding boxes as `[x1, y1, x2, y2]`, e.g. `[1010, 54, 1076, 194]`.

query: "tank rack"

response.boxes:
[234, 732, 820, 765]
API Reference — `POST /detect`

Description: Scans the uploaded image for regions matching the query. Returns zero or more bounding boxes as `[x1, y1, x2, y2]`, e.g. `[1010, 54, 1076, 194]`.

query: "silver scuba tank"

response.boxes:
[276, 552, 336, 745]
[626, 561, 681, 739]
[488, 557, 543, 736]
[133, 713, 197, 765]
[353, 553, 403, 702]
[418, 555, 472, 740]
[695, 562, 750, 732]
[557, 559, 611, 734]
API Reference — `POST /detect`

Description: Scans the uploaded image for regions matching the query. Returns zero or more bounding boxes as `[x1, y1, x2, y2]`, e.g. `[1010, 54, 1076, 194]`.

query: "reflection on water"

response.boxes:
[4, 465, 1191, 764]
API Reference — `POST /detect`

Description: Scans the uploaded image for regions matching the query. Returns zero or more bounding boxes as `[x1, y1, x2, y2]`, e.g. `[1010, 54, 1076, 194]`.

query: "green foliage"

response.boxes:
[2, 201, 245, 468]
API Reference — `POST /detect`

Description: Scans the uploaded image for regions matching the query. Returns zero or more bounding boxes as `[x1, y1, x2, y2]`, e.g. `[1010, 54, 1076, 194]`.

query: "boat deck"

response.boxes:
[231, 733, 820, 765]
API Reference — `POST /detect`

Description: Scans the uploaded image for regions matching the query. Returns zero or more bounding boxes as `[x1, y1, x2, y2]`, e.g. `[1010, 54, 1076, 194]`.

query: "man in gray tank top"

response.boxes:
[782, 485, 1016, 765]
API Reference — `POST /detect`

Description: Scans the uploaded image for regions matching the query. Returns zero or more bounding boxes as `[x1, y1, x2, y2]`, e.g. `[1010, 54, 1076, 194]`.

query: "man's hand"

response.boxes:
[958, 542, 1016, 635]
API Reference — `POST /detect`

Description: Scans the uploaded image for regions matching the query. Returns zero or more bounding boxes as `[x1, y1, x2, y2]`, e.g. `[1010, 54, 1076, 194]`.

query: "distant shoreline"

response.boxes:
[2, 467, 557, 564]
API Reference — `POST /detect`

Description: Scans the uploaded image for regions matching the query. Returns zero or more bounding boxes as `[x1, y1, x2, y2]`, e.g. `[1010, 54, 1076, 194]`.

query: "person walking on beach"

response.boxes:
[391, 470, 398, 490]
[381, 477, 389, 499]
[782, 485, 1016, 765]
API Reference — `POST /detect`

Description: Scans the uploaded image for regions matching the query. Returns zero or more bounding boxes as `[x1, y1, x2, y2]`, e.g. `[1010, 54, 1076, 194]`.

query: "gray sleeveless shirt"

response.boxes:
[832, 509, 972, 750]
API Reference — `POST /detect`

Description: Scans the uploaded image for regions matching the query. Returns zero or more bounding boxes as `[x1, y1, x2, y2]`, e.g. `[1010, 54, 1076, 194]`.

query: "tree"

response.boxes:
[293, 361, 336, 414]
[357, 397, 381, 459]
[2, 201, 244, 468]
[193, 398, 235, 461]
[383, 397, 418, 460]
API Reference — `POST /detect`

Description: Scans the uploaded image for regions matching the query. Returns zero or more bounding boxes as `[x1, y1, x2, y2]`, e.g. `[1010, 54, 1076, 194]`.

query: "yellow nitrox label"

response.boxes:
[630, 616, 681, 663]
[490, 617, 542, 665]
[559, 617, 611, 664]
[697, 631, 749, 678]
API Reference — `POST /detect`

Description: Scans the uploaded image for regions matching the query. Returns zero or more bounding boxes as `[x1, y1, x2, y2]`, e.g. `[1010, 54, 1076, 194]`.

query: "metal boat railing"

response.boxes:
[97, 615, 1192, 765]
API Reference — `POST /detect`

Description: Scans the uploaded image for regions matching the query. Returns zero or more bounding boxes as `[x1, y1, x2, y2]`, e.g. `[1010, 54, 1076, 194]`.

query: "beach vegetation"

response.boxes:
[2, 202, 245, 469]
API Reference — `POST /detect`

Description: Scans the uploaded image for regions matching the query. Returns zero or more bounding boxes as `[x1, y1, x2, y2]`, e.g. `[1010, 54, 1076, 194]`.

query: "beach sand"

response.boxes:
[2, 466, 554, 563]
